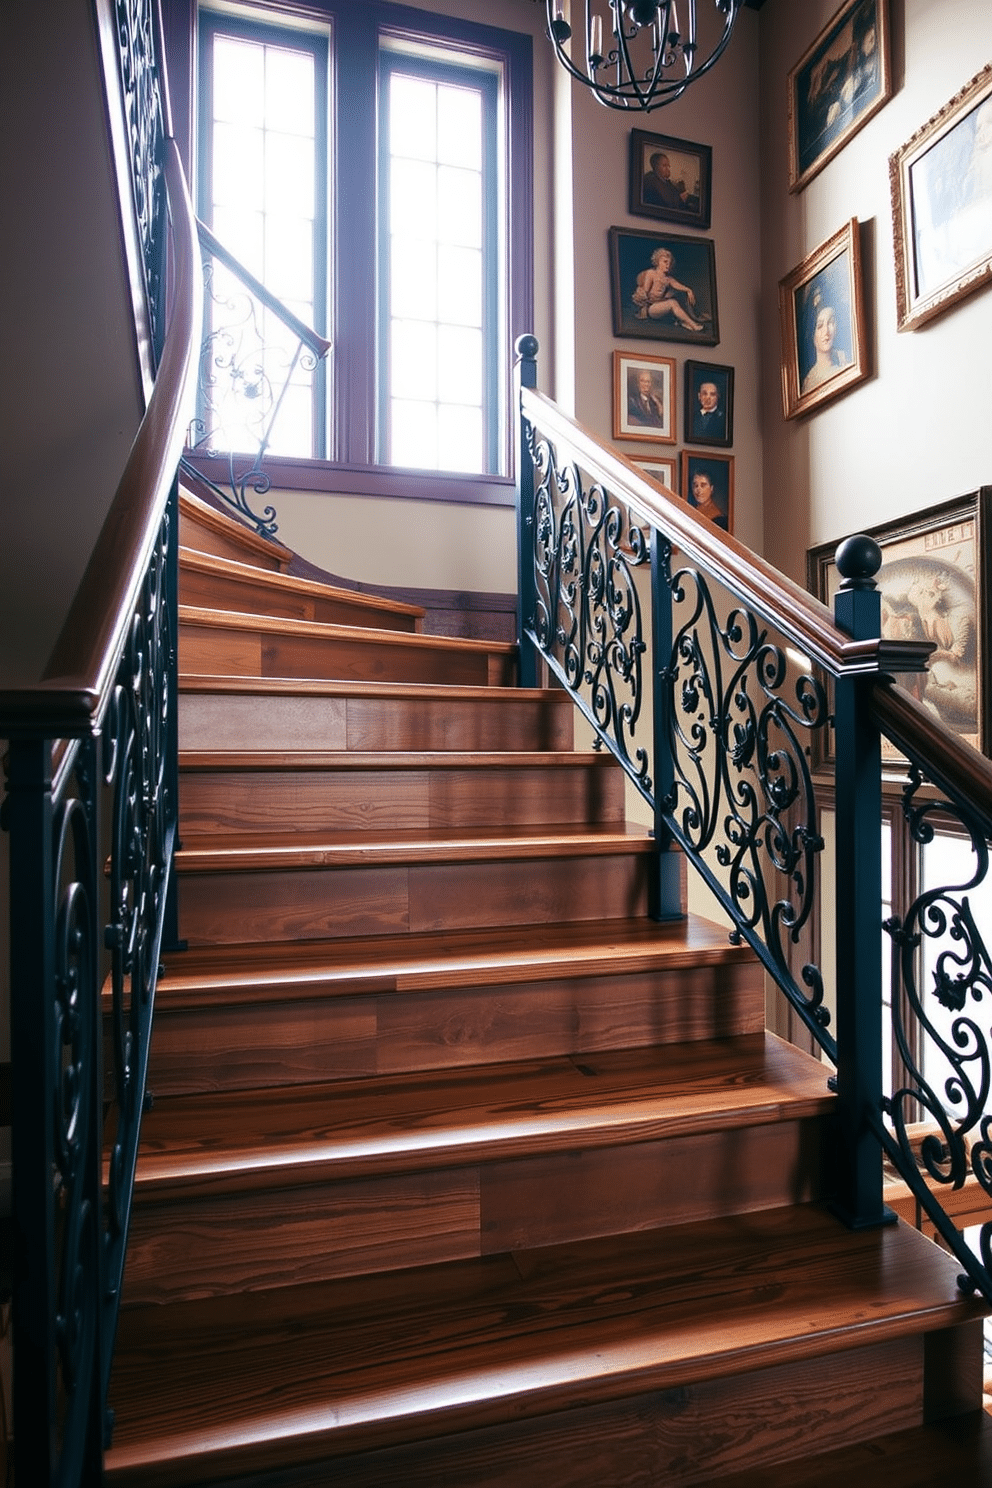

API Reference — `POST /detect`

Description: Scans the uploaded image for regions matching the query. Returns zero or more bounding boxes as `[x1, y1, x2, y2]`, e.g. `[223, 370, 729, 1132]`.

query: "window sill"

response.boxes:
[186, 452, 517, 508]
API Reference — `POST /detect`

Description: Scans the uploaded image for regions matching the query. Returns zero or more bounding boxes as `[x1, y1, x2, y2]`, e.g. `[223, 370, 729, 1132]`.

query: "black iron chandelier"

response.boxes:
[545, 1, 743, 111]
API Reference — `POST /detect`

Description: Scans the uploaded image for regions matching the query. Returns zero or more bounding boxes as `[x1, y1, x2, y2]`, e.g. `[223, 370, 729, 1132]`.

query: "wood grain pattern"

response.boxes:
[179, 488, 290, 570]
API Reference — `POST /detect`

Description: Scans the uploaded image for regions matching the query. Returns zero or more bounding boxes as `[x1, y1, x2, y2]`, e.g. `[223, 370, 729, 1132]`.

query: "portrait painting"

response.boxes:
[890, 64, 992, 332]
[628, 129, 712, 230]
[609, 227, 719, 346]
[680, 451, 734, 534]
[684, 360, 734, 447]
[635, 457, 677, 494]
[788, 0, 891, 193]
[613, 351, 676, 443]
[779, 218, 868, 420]
[808, 489, 992, 756]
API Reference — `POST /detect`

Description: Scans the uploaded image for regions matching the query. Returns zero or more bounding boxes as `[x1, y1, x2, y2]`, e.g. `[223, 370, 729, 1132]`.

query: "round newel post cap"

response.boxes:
[835, 534, 882, 590]
[515, 334, 539, 362]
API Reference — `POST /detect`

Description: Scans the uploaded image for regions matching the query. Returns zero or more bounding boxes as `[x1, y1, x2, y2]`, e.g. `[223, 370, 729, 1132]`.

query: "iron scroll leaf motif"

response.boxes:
[114, 0, 168, 359]
[527, 420, 652, 795]
[883, 764, 992, 1296]
[660, 560, 831, 1040]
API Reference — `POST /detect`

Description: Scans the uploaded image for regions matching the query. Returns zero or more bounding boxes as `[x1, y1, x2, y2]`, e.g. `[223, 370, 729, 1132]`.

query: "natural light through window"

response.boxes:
[204, 23, 324, 456]
[386, 69, 489, 473]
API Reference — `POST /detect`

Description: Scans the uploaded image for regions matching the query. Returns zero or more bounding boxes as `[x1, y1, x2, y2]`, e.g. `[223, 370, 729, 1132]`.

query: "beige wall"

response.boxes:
[759, 0, 992, 586]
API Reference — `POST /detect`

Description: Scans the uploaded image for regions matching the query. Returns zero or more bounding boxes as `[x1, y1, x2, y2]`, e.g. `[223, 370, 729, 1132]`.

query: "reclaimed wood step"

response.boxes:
[139, 917, 763, 1095]
[179, 546, 425, 631]
[105, 1205, 986, 1486]
[178, 676, 577, 754]
[121, 1035, 833, 1302]
[179, 605, 517, 687]
[179, 487, 292, 571]
[173, 826, 656, 945]
[177, 750, 626, 835]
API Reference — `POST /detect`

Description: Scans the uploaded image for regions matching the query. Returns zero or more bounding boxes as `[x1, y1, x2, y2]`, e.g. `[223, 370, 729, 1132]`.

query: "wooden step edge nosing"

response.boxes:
[105, 1294, 974, 1478]
[177, 675, 567, 701]
[128, 1096, 835, 1197]
[177, 750, 614, 771]
[179, 605, 516, 655]
[174, 832, 655, 872]
[179, 490, 293, 562]
[179, 548, 425, 618]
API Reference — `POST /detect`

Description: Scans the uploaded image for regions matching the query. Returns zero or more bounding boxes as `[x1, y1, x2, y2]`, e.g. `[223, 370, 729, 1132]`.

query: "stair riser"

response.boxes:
[173, 1335, 924, 1488]
[178, 764, 625, 835]
[180, 505, 287, 571]
[141, 960, 766, 1096]
[179, 568, 421, 632]
[179, 691, 575, 753]
[180, 623, 513, 688]
[122, 1117, 825, 1304]
[176, 852, 652, 945]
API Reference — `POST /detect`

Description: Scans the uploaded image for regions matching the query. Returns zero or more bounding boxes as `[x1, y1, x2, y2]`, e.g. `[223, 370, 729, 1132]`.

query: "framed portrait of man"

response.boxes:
[613, 351, 676, 443]
[684, 361, 734, 447]
[628, 129, 712, 230]
[680, 452, 734, 534]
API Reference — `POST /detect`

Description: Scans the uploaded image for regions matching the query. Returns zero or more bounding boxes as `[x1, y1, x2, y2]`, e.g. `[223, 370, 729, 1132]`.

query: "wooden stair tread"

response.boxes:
[178, 673, 565, 701]
[151, 915, 755, 1004]
[179, 603, 517, 655]
[130, 1033, 833, 1190]
[179, 749, 613, 771]
[106, 1205, 982, 1480]
[179, 487, 292, 569]
[179, 545, 425, 621]
[175, 823, 654, 871]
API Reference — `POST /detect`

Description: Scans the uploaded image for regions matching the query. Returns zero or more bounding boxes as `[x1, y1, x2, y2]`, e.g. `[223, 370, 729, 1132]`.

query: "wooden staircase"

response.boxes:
[105, 490, 992, 1486]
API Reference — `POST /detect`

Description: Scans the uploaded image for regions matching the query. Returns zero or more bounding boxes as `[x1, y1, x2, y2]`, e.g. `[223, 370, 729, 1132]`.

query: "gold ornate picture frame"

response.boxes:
[778, 219, 868, 420]
[788, 0, 891, 193]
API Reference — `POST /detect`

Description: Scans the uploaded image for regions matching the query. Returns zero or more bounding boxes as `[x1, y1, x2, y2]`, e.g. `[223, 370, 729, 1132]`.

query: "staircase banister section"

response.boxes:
[0, 142, 201, 740]
[520, 385, 931, 681]
[196, 217, 332, 361]
[873, 676, 992, 833]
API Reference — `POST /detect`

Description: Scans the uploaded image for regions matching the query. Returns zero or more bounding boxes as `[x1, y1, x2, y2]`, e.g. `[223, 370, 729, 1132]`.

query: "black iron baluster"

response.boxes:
[515, 334, 540, 689]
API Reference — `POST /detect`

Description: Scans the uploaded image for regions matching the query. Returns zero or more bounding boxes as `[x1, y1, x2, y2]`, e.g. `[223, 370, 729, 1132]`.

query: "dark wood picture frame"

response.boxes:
[628, 128, 712, 230]
[683, 360, 733, 447]
[680, 450, 734, 534]
[608, 226, 719, 346]
[808, 489, 992, 757]
[778, 218, 868, 420]
[788, 0, 891, 193]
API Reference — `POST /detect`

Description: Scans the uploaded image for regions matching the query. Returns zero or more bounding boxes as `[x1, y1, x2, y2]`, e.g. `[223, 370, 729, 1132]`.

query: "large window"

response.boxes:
[192, 1, 532, 496]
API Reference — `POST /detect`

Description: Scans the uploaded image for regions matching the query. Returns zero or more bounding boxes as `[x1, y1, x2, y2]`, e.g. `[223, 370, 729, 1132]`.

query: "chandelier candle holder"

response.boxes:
[546, 0, 742, 111]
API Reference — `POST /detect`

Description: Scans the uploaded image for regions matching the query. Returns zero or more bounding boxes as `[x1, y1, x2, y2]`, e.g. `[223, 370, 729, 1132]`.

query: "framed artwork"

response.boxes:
[778, 218, 868, 420]
[788, 0, 891, 193]
[680, 451, 734, 534]
[634, 457, 678, 494]
[684, 360, 734, 447]
[808, 489, 992, 756]
[890, 64, 992, 333]
[628, 129, 712, 230]
[613, 351, 676, 443]
[608, 226, 719, 345]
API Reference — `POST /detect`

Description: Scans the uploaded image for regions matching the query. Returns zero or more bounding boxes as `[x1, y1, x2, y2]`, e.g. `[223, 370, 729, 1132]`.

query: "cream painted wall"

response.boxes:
[759, 0, 992, 586]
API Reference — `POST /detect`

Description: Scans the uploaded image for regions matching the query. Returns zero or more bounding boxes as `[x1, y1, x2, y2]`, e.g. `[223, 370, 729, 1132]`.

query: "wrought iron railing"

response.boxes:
[515, 334, 992, 1299]
[2, 1, 201, 1478]
[184, 219, 332, 538]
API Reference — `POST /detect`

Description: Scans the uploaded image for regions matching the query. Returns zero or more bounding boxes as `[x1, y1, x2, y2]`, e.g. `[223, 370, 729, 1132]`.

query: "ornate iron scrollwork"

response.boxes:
[882, 763, 992, 1296]
[113, 0, 168, 357]
[528, 423, 652, 793]
[662, 560, 831, 1042]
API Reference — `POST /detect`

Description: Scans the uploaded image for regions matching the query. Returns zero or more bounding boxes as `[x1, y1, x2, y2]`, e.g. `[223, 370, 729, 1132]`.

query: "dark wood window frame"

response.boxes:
[164, 0, 534, 508]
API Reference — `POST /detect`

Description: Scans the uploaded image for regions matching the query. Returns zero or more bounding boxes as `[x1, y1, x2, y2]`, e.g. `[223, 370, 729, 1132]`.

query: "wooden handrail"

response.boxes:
[873, 678, 992, 832]
[197, 218, 332, 361]
[521, 386, 932, 680]
[0, 141, 201, 740]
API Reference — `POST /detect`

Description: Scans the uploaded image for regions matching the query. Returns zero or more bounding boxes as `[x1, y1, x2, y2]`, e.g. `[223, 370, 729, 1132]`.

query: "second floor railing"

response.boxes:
[184, 219, 332, 539]
[514, 334, 992, 1301]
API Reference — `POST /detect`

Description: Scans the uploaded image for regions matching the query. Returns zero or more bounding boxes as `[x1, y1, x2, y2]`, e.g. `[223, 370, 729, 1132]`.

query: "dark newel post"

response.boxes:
[514, 334, 539, 690]
[831, 535, 891, 1230]
[649, 530, 683, 920]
